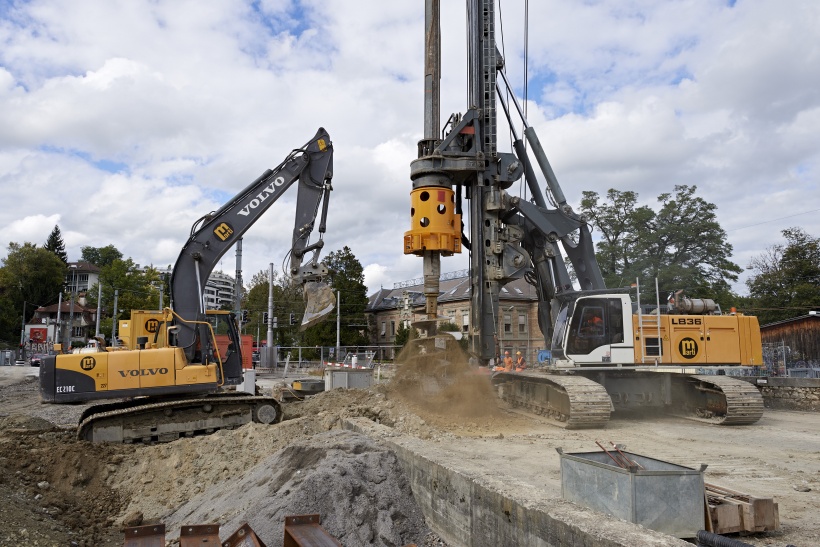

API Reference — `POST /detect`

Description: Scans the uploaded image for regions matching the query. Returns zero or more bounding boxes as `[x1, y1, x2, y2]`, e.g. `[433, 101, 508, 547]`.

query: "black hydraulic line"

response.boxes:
[318, 184, 330, 234]
[696, 530, 756, 547]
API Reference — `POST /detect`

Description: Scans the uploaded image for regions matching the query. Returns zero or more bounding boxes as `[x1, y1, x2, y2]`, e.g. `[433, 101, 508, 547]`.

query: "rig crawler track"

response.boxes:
[77, 394, 283, 443]
[674, 375, 765, 426]
[494, 370, 764, 429]
[493, 371, 612, 429]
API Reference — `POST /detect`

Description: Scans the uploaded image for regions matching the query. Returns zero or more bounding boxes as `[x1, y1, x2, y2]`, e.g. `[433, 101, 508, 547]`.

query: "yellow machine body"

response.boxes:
[630, 314, 763, 366]
[119, 310, 168, 349]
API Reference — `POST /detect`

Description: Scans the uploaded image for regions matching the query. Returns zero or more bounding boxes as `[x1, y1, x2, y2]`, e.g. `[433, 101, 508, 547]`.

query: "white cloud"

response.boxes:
[0, 0, 818, 301]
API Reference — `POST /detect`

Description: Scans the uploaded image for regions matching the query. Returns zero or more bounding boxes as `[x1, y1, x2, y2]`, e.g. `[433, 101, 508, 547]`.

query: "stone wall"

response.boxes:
[344, 418, 688, 547]
[755, 377, 820, 411]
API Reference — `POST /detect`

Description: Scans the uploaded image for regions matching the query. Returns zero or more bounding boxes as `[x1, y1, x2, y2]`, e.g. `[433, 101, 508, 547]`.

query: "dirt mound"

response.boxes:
[386, 334, 531, 435]
[0, 422, 127, 546]
[162, 429, 431, 545]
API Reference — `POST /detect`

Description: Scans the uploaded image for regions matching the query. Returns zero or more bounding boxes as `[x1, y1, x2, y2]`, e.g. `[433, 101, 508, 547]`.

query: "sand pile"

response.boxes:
[161, 429, 431, 545]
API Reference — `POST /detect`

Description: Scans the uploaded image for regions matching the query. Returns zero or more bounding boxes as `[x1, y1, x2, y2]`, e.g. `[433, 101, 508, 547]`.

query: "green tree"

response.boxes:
[580, 185, 741, 307]
[241, 268, 303, 347]
[394, 322, 419, 351]
[43, 225, 68, 265]
[302, 246, 369, 348]
[85, 259, 163, 339]
[0, 242, 65, 344]
[746, 227, 820, 324]
[81, 244, 123, 267]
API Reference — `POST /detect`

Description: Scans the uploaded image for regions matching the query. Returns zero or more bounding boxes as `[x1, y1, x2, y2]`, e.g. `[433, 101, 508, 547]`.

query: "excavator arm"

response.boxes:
[169, 128, 334, 364]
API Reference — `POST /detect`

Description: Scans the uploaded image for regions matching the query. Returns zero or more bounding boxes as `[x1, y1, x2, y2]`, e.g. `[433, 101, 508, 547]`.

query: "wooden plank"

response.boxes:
[705, 482, 779, 534]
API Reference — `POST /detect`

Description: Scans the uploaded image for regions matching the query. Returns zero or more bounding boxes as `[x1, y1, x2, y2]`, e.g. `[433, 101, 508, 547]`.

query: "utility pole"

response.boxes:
[235, 237, 243, 327]
[266, 262, 276, 367]
[55, 292, 62, 350]
[335, 290, 340, 362]
[95, 281, 102, 337]
[111, 289, 119, 347]
[68, 264, 77, 350]
[19, 300, 27, 361]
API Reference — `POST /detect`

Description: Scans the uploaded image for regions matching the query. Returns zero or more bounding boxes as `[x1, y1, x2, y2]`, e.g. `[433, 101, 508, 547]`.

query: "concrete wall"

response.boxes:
[344, 418, 688, 547]
[756, 377, 820, 411]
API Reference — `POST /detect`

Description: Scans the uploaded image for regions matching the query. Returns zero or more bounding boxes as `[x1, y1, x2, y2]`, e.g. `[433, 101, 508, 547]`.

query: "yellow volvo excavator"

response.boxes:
[404, 2, 764, 429]
[39, 128, 336, 442]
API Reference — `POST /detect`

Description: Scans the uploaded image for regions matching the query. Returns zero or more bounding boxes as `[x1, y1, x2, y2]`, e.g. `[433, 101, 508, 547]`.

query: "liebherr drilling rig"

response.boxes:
[404, 0, 763, 428]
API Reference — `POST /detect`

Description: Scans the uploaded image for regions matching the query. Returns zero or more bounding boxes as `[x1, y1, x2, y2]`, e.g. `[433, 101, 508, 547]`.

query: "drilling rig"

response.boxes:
[404, 0, 764, 428]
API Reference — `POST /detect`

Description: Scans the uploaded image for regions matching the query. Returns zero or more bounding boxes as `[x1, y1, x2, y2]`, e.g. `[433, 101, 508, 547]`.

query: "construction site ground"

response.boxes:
[0, 364, 818, 547]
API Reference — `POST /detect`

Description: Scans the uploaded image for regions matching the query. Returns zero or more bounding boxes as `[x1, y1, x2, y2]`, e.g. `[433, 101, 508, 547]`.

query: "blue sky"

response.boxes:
[1, 0, 819, 297]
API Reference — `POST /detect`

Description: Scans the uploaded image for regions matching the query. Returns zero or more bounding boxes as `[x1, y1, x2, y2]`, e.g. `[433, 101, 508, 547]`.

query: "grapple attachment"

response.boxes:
[301, 281, 335, 331]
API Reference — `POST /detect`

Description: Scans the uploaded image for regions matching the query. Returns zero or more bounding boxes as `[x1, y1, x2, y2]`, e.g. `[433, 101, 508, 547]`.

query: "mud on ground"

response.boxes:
[0, 344, 818, 547]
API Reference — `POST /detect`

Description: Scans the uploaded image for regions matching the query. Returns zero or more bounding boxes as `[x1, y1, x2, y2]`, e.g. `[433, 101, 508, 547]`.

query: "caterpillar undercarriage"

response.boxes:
[493, 371, 764, 429]
[76, 394, 282, 443]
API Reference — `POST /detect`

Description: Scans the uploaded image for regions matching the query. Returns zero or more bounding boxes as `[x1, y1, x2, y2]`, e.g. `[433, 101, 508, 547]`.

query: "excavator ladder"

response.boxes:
[636, 279, 663, 363]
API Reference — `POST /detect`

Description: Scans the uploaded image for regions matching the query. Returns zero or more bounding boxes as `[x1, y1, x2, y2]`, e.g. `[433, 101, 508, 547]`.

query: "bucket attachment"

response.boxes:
[123, 524, 165, 547]
[301, 281, 335, 331]
[179, 524, 220, 546]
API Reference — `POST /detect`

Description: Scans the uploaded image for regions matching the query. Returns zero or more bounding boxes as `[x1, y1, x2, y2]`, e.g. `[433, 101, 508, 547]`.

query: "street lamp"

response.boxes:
[68, 264, 77, 349]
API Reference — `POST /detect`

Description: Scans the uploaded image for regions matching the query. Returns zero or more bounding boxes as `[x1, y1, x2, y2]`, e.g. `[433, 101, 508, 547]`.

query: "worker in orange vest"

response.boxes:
[502, 351, 514, 372]
[515, 351, 527, 371]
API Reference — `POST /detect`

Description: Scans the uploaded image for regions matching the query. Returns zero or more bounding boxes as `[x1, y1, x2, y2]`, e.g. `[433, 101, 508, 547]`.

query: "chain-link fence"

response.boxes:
[762, 342, 820, 378]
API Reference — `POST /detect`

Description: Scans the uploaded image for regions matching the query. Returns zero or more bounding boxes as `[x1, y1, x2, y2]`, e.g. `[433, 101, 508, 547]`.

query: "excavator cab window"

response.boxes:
[550, 302, 571, 359]
[566, 298, 624, 355]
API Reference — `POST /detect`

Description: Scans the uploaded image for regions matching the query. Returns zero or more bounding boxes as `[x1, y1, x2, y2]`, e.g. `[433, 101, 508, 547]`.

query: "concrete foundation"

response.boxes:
[344, 418, 688, 547]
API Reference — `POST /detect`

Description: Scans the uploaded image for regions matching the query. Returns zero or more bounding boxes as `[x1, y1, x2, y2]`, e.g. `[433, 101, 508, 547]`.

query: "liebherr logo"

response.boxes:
[237, 177, 286, 216]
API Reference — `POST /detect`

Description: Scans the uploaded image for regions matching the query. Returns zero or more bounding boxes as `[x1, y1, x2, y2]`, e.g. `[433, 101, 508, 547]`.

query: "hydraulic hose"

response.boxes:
[696, 530, 756, 547]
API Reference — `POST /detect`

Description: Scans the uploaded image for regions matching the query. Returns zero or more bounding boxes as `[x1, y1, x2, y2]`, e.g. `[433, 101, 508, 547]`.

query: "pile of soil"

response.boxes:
[163, 429, 430, 545]
[0, 414, 127, 546]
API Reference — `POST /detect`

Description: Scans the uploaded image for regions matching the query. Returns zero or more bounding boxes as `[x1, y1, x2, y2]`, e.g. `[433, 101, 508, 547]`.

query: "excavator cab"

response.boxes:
[552, 295, 631, 366]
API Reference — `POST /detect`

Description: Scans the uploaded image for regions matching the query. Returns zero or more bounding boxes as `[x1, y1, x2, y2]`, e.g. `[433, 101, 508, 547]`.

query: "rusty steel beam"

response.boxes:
[122, 524, 166, 547]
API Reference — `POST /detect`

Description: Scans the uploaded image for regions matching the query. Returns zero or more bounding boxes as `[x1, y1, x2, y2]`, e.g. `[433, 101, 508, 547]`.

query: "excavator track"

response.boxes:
[493, 371, 611, 429]
[77, 393, 283, 443]
[672, 374, 764, 426]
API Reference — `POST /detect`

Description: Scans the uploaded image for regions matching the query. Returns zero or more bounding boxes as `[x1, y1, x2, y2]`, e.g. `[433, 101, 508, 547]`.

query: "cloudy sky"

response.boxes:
[1, 0, 818, 298]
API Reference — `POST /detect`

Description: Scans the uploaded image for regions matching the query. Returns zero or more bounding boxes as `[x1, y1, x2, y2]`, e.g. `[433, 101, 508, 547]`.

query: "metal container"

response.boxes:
[557, 448, 706, 538]
[324, 367, 373, 390]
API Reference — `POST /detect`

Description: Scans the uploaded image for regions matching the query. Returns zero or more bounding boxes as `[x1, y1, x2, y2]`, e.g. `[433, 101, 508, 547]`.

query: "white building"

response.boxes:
[204, 270, 237, 310]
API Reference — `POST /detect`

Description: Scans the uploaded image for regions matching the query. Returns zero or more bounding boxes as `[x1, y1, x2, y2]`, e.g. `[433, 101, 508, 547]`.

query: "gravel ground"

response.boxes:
[1, 363, 818, 546]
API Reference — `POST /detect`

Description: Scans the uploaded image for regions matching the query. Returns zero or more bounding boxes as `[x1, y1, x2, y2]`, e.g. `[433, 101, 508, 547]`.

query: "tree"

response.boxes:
[394, 322, 418, 350]
[241, 268, 303, 347]
[746, 227, 820, 324]
[0, 242, 65, 344]
[81, 244, 123, 267]
[85, 259, 163, 339]
[580, 185, 742, 307]
[43, 225, 68, 265]
[302, 246, 369, 348]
